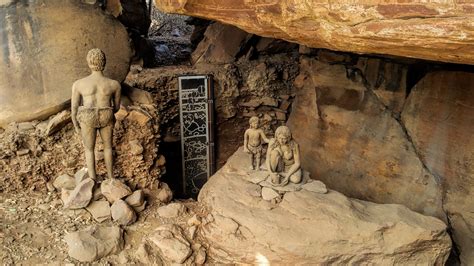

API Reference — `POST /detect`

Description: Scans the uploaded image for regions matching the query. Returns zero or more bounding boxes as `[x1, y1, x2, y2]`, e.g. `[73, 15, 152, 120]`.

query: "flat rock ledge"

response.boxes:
[197, 148, 452, 264]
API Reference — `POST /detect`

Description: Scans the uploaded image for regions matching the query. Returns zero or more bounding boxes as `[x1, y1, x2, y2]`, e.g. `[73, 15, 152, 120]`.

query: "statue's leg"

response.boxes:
[269, 149, 281, 172]
[250, 153, 256, 170]
[81, 126, 97, 180]
[256, 151, 262, 170]
[99, 124, 114, 179]
[289, 169, 302, 184]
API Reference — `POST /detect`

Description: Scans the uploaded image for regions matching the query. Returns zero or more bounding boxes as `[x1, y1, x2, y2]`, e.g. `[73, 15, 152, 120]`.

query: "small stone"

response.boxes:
[74, 168, 89, 184]
[157, 183, 173, 203]
[45, 110, 71, 136]
[261, 96, 279, 107]
[125, 190, 145, 207]
[16, 149, 29, 156]
[126, 110, 150, 126]
[92, 187, 104, 201]
[46, 182, 55, 192]
[195, 247, 207, 265]
[261, 187, 280, 201]
[111, 199, 137, 225]
[64, 225, 123, 262]
[157, 203, 186, 218]
[133, 201, 147, 213]
[18, 122, 35, 131]
[148, 224, 192, 264]
[53, 174, 76, 190]
[187, 214, 201, 226]
[61, 189, 73, 204]
[64, 178, 94, 209]
[101, 179, 132, 203]
[302, 180, 328, 194]
[135, 243, 162, 265]
[275, 111, 286, 121]
[129, 140, 144, 155]
[156, 155, 166, 167]
[86, 200, 111, 223]
[187, 226, 197, 239]
[240, 99, 261, 108]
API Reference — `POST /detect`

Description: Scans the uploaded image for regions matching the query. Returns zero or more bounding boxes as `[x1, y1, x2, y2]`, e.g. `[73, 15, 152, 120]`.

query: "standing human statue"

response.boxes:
[71, 48, 121, 180]
[244, 116, 270, 170]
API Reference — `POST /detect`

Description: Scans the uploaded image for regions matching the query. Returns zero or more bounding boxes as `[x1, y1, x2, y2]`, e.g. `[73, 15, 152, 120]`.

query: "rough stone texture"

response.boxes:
[302, 180, 328, 194]
[101, 179, 132, 204]
[53, 174, 75, 190]
[287, 57, 444, 219]
[64, 225, 123, 262]
[401, 71, 474, 265]
[261, 187, 279, 201]
[191, 23, 251, 65]
[157, 183, 173, 203]
[0, 102, 162, 193]
[111, 199, 137, 225]
[147, 224, 192, 264]
[155, 0, 474, 65]
[86, 200, 111, 223]
[74, 168, 89, 185]
[0, 1, 131, 126]
[198, 148, 451, 264]
[157, 203, 187, 218]
[125, 189, 145, 207]
[63, 178, 94, 209]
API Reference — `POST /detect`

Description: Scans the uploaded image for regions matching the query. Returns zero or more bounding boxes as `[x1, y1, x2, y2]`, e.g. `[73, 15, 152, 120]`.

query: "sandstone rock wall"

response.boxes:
[154, 0, 474, 65]
[0, 1, 131, 127]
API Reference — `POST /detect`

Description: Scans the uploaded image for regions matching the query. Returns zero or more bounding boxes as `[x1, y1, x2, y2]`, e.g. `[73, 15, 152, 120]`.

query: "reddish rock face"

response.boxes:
[402, 71, 474, 265]
[154, 0, 474, 65]
[287, 57, 445, 219]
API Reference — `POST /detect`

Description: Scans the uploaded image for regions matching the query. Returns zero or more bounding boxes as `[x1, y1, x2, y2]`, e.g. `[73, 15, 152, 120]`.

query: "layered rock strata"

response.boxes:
[198, 148, 452, 264]
[154, 0, 474, 65]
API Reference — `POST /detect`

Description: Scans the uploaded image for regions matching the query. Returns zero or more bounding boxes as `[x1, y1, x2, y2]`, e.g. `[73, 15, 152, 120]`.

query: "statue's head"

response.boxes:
[249, 116, 259, 129]
[275, 125, 291, 145]
[87, 48, 106, 71]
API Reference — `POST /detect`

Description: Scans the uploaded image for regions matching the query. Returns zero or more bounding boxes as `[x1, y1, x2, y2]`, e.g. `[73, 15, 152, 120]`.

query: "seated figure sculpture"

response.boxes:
[244, 116, 270, 170]
[266, 125, 302, 186]
[71, 48, 121, 180]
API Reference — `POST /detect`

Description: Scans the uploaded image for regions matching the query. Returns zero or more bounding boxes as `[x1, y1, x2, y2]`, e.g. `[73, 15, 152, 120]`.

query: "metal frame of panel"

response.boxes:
[178, 75, 214, 197]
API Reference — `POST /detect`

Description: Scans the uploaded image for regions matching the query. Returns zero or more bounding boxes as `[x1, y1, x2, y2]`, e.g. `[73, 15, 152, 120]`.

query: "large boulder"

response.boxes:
[402, 71, 474, 265]
[154, 0, 474, 65]
[198, 149, 451, 264]
[287, 57, 444, 219]
[0, 1, 131, 127]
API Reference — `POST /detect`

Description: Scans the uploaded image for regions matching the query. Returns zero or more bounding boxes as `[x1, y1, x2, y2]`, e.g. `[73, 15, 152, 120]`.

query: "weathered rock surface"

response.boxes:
[287, 57, 444, 219]
[64, 225, 123, 262]
[147, 224, 192, 264]
[402, 71, 474, 265]
[63, 178, 94, 209]
[302, 180, 328, 194]
[125, 189, 145, 207]
[157, 182, 173, 203]
[155, 0, 474, 65]
[198, 149, 451, 264]
[0, 1, 131, 126]
[53, 174, 76, 190]
[86, 200, 111, 223]
[101, 179, 132, 203]
[111, 199, 137, 225]
[157, 203, 187, 218]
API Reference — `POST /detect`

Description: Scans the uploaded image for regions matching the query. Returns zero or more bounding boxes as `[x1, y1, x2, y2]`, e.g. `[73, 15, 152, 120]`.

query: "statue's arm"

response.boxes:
[243, 130, 249, 152]
[71, 83, 81, 134]
[113, 81, 121, 113]
[285, 143, 301, 178]
[259, 129, 270, 143]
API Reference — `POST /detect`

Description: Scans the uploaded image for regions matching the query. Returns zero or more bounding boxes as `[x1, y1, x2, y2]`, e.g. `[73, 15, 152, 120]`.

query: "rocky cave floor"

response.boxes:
[0, 188, 212, 264]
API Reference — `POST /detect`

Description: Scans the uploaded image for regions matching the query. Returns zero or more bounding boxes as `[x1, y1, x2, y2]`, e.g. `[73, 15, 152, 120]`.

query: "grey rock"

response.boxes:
[101, 179, 132, 204]
[157, 203, 186, 218]
[64, 178, 94, 209]
[125, 190, 145, 207]
[53, 174, 76, 190]
[86, 200, 111, 223]
[302, 180, 328, 194]
[111, 199, 136, 225]
[261, 187, 280, 201]
[133, 201, 147, 213]
[148, 224, 192, 264]
[157, 183, 173, 203]
[64, 225, 123, 262]
[74, 168, 89, 184]
[45, 110, 71, 136]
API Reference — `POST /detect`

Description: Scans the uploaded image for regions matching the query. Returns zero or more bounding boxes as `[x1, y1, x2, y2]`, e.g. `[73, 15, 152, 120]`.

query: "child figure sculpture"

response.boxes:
[244, 116, 270, 170]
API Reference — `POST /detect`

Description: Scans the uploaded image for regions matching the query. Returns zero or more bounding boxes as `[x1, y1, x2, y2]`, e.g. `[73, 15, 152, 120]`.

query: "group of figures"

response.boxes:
[244, 117, 302, 186]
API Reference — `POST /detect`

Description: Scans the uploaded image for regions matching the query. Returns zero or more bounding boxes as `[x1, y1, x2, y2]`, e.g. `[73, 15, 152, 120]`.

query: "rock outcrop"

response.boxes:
[287, 57, 444, 219]
[154, 0, 474, 65]
[0, 1, 131, 126]
[198, 148, 451, 264]
[402, 71, 474, 265]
